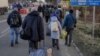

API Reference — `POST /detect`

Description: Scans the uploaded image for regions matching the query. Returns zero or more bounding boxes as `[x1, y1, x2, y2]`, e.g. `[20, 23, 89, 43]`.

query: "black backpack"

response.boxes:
[10, 13, 19, 26]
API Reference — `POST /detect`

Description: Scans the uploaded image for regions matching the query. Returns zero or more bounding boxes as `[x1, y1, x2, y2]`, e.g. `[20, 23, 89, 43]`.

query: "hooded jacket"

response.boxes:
[7, 10, 22, 27]
[48, 16, 62, 39]
[22, 11, 44, 42]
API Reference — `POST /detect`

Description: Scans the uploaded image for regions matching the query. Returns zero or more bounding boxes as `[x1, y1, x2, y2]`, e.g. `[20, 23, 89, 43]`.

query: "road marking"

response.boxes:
[0, 28, 9, 38]
[0, 32, 8, 38]
[0, 20, 6, 23]
[1, 28, 9, 34]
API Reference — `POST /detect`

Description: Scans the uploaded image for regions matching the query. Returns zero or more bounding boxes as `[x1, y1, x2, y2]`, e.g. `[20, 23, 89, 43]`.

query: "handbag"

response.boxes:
[60, 29, 67, 39]
[20, 28, 32, 40]
[20, 18, 34, 40]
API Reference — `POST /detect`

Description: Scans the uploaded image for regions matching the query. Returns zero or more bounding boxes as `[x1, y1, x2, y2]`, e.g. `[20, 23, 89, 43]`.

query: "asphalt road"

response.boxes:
[0, 14, 80, 56]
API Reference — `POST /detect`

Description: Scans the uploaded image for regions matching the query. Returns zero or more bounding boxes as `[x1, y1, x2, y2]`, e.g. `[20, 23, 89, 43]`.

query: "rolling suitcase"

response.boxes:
[29, 40, 53, 56]
[29, 49, 45, 56]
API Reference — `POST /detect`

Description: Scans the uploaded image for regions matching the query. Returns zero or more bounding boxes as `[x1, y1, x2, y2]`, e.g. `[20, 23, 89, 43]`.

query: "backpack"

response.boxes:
[10, 13, 19, 26]
[51, 21, 59, 32]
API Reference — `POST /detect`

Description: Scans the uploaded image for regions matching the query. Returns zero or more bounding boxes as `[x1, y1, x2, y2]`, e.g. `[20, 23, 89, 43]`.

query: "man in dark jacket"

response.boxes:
[7, 8, 22, 47]
[63, 10, 77, 46]
[38, 5, 43, 13]
[22, 10, 44, 52]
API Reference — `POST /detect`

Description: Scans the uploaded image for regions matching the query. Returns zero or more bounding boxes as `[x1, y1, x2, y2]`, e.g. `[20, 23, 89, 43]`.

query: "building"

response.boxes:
[0, 0, 9, 7]
[0, 0, 9, 15]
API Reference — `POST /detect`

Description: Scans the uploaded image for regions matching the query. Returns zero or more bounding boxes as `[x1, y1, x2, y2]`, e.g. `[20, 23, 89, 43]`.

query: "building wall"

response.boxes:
[0, 0, 8, 7]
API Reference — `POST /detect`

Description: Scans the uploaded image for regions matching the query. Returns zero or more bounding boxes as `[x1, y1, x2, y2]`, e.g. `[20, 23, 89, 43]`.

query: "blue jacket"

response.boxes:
[63, 13, 76, 29]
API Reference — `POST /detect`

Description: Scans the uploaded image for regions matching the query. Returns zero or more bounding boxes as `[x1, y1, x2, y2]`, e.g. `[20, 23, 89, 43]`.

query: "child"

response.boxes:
[48, 15, 62, 50]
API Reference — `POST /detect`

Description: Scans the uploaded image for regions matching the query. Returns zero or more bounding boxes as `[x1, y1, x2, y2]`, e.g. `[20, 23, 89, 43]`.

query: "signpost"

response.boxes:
[70, 0, 100, 6]
[70, 0, 100, 38]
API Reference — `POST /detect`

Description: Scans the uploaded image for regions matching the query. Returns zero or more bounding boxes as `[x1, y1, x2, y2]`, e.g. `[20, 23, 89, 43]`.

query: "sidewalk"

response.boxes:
[44, 35, 80, 56]
[59, 39, 80, 56]
[43, 16, 80, 56]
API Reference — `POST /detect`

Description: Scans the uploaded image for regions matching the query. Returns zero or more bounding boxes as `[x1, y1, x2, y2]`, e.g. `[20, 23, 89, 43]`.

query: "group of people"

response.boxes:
[7, 4, 77, 53]
[12, 2, 22, 11]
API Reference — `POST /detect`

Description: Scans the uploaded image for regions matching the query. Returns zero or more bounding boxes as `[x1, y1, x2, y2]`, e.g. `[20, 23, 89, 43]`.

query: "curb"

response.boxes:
[73, 42, 83, 56]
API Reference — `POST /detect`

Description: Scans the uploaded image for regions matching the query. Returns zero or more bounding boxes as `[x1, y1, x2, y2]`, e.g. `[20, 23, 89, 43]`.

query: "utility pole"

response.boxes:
[92, 6, 95, 38]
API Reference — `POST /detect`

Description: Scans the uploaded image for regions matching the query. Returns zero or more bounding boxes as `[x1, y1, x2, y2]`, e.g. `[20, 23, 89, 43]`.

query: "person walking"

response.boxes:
[48, 14, 62, 50]
[63, 10, 77, 46]
[22, 10, 44, 53]
[55, 6, 63, 24]
[43, 5, 51, 23]
[7, 8, 22, 47]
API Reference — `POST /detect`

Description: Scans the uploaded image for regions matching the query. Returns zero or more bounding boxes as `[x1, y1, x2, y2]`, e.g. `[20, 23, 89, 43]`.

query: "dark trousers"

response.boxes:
[52, 39, 59, 48]
[65, 28, 73, 46]
[29, 41, 38, 53]
[45, 16, 49, 23]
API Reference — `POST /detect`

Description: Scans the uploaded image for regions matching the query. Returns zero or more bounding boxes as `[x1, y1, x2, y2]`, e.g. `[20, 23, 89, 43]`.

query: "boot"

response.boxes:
[52, 39, 55, 47]
[56, 39, 60, 50]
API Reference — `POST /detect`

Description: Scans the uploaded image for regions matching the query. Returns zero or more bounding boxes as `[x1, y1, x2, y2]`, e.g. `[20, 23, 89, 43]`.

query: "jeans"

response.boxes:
[9, 27, 20, 44]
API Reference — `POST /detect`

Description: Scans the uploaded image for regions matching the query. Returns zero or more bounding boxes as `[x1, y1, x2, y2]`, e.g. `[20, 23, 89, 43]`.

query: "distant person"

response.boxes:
[38, 5, 43, 13]
[76, 9, 80, 19]
[38, 5, 43, 17]
[43, 5, 51, 22]
[48, 14, 62, 50]
[16, 3, 22, 11]
[7, 8, 22, 47]
[22, 10, 44, 53]
[12, 3, 17, 9]
[55, 6, 63, 24]
[63, 10, 77, 46]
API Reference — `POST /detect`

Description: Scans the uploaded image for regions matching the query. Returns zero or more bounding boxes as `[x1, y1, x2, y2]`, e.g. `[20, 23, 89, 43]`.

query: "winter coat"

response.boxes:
[48, 16, 62, 39]
[7, 10, 22, 28]
[22, 11, 44, 42]
[63, 13, 77, 29]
